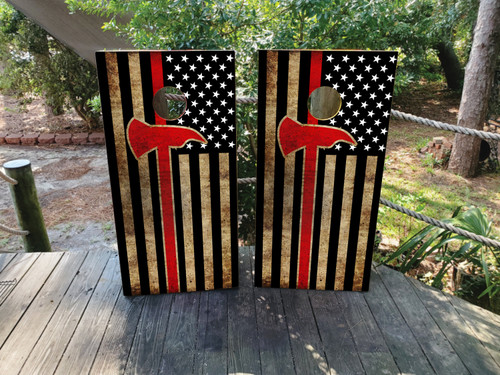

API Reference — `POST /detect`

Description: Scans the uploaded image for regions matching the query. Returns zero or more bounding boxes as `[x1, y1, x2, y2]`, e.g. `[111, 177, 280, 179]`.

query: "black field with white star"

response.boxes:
[163, 51, 236, 153]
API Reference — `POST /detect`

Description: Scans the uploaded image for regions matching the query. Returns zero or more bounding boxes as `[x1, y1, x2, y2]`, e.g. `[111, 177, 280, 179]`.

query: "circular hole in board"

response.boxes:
[307, 86, 342, 120]
[153, 86, 187, 121]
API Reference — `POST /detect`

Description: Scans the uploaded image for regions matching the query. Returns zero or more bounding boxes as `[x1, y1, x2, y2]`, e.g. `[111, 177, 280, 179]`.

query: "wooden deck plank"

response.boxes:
[309, 291, 365, 374]
[446, 293, 500, 367]
[365, 268, 435, 374]
[281, 288, 329, 375]
[158, 292, 202, 374]
[22, 251, 113, 375]
[0, 252, 59, 348]
[0, 252, 87, 374]
[124, 293, 173, 375]
[0, 253, 16, 273]
[227, 247, 261, 375]
[337, 292, 401, 375]
[193, 291, 228, 375]
[255, 287, 295, 374]
[408, 276, 500, 375]
[376, 265, 468, 374]
[54, 253, 122, 375]
[90, 293, 145, 375]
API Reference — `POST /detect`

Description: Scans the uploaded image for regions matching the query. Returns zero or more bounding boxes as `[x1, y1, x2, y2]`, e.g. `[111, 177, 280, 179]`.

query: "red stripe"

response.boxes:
[150, 52, 166, 125]
[307, 51, 323, 125]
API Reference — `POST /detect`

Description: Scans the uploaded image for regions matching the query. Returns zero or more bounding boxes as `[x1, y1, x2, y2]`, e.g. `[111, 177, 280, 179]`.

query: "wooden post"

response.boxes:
[3, 159, 51, 252]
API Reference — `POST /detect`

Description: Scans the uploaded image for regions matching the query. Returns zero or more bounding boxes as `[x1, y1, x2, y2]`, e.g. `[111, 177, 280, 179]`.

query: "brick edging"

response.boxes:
[0, 132, 105, 146]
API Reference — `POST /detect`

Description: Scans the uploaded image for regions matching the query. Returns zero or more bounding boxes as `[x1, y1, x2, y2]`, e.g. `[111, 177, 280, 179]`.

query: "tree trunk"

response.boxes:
[448, 0, 500, 177]
[435, 41, 464, 91]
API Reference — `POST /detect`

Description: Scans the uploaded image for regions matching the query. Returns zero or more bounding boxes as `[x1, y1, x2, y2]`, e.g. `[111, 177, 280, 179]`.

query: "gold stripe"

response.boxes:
[261, 51, 279, 287]
[280, 51, 300, 288]
[334, 155, 357, 290]
[219, 153, 232, 288]
[199, 153, 214, 290]
[316, 155, 337, 290]
[105, 52, 141, 295]
[179, 155, 197, 292]
[128, 52, 160, 294]
[352, 156, 378, 291]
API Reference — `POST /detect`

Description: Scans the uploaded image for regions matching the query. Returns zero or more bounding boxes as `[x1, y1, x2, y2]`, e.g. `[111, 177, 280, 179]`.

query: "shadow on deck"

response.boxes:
[0, 247, 499, 374]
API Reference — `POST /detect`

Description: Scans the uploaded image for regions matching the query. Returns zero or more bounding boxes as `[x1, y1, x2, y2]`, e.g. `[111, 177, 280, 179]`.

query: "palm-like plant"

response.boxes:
[383, 206, 499, 302]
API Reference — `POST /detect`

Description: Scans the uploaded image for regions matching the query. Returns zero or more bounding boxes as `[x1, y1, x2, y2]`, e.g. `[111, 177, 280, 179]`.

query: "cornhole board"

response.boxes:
[96, 51, 238, 295]
[255, 50, 397, 291]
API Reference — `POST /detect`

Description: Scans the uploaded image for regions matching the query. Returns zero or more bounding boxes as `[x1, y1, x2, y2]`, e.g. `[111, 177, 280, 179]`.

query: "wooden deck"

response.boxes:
[0, 248, 499, 375]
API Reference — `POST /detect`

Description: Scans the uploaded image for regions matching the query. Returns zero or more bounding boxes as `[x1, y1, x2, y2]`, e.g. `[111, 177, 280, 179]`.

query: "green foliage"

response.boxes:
[0, 1, 100, 127]
[383, 206, 500, 305]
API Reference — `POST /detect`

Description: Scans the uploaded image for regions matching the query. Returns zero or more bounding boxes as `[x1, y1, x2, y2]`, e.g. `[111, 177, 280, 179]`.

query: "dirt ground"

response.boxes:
[0, 85, 499, 254]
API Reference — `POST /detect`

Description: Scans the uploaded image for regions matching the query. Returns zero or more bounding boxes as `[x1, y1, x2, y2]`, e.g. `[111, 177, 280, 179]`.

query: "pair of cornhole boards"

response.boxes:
[96, 49, 397, 296]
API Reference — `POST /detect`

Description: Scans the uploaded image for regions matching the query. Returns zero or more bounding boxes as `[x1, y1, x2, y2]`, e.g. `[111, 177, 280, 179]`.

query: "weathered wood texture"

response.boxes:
[0, 248, 499, 375]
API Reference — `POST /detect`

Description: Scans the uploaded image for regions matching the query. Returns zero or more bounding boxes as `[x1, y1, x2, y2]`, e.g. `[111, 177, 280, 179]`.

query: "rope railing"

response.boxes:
[0, 168, 28, 236]
[0, 170, 17, 185]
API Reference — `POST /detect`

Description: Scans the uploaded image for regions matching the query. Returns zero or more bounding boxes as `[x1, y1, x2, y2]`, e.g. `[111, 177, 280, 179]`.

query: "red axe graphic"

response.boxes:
[127, 118, 207, 293]
[277, 116, 356, 289]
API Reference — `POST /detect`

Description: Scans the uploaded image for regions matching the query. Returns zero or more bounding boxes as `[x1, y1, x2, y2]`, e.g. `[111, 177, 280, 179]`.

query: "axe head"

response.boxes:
[127, 118, 207, 159]
[278, 116, 356, 156]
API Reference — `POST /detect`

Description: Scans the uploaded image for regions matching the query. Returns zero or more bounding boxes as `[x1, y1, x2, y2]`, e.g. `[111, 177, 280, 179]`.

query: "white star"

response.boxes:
[174, 65, 181, 72]
[335, 144, 342, 150]
[358, 55, 365, 63]
[350, 145, 356, 151]
[221, 99, 227, 106]
[227, 72, 234, 80]
[341, 74, 348, 81]
[207, 134, 214, 140]
[189, 64, 196, 71]
[381, 128, 388, 135]
[353, 110, 359, 117]
[227, 54, 233, 61]
[207, 117, 213, 124]
[221, 117, 227, 123]
[221, 82, 227, 89]
[332, 83, 340, 90]
[372, 75, 379, 81]
[364, 144, 371, 151]
[214, 125, 220, 132]
[327, 55, 334, 62]
[349, 65, 357, 72]
[378, 83, 386, 91]
[366, 128, 373, 134]
[345, 118, 352, 126]
[379, 145, 385, 151]
[372, 136, 379, 143]
[228, 108, 234, 115]
[190, 82, 197, 90]
[356, 74, 363, 81]
[342, 55, 350, 62]
[381, 65, 388, 73]
[181, 55, 188, 62]
[358, 135, 365, 143]
[389, 55, 397, 63]
[354, 92, 361, 100]
[175, 83, 182, 90]
[214, 108, 220, 115]
[374, 55, 381, 63]
[360, 119, 366, 126]
[221, 133, 228, 140]
[184, 109, 191, 116]
[370, 93, 377, 100]
[367, 110, 375, 117]
[346, 101, 353, 108]
[182, 73, 189, 80]
[228, 91, 234, 97]
[387, 75, 394, 82]
[206, 100, 213, 107]
[212, 55, 219, 62]
[385, 93, 392, 100]
[361, 102, 368, 109]
[213, 72, 219, 80]
[186, 143, 192, 149]
[229, 141, 234, 147]
[376, 102, 383, 109]
[374, 119, 381, 126]
[228, 125, 235, 131]
[166, 55, 173, 63]
[325, 73, 332, 81]
[219, 64, 226, 71]
[200, 125, 206, 132]
[197, 73, 205, 80]
[333, 65, 341, 72]
[338, 110, 344, 117]
[363, 83, 370, 91]
[184, 91, 190, 98]
[205, 64, 212, 71]
[365, 65, 372, 72]
[339, 92, 345, 99]
[200, 108, 206, 115]
[199, 91, 205, 98]
[330, 118, 336, 125]
[383, 111, 390, 117]
[201, 143, 207, 149]
[215, 142, 221, 148]
[167, 73, 174, 80]
[178, 118, 184, 124]
[347, 83, 354, 90]
[206, 82, 212, 89]
[213, 91, 220, 98]
[197, 55, 204, 62]
[191, 100, 198, 107]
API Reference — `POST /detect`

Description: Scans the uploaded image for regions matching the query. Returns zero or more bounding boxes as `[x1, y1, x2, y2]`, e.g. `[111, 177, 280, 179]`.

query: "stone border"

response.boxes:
[0, 132, 105, 146]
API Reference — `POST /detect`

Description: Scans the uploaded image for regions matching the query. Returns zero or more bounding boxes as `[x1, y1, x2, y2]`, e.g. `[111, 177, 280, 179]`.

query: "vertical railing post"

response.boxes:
[3, 159, 51, 252]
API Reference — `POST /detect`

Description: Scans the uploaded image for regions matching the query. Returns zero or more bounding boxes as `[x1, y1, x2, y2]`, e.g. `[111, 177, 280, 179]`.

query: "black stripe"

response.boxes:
[171, 149, 187, 293]
[309, 149, 326, 290]
[254, 50, 268, 287]
[229, 149, 239, 287]
[140, 52, 167, 294]
[209, 153, 223, 289]
[117, 52, 150, 295]
[189, 154, 205, 291]
[325, 154, 346, 290]
[96, 52, 132, 296]
[270, 51, 289, 288]
[362, 155, 385, 291]
[343, 155, 367, 290]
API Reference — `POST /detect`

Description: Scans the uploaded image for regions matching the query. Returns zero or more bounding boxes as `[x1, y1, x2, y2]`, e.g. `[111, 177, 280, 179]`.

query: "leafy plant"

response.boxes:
[383, 206, 500, 304]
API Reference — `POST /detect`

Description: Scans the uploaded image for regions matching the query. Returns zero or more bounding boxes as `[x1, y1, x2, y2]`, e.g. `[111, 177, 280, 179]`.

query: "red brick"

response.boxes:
[55, 134, 72, 145]
[38, 133, 56, 145]
[435, 144, 441, 150]
[0, 133, 7, 145]
[89, 132, 105, 145]
[433, 136, 444, 144]
[5, 134, 22, 144]
[427, 141, 435, 148]
[72, 132, 89, 145]
[21, 133, 40, 145]
[443, 141, 453, 149]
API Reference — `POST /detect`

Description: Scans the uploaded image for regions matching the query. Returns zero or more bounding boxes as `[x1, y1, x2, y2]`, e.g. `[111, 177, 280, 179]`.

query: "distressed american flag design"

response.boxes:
[255, 50, 398, 291]
[96, 51, 238, 295]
